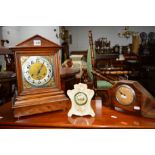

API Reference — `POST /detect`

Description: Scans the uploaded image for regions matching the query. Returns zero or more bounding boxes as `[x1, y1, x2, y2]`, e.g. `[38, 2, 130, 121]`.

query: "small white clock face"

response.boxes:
[74, 92, 88, 106]
[115, 85, 135, 105]
[22, 56, 53, 87]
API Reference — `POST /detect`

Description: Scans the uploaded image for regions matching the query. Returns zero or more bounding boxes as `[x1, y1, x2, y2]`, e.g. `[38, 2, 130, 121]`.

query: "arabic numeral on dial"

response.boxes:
[38, 81, 41, 84]
[25, 70, 29, 74]
[44, 79, 46, 82]
[49, 69, 52, 73]
[28, 76, 31, 80]
[31, 61, 34, 64]
[27, 65, 30, 69]
[46, 64, 51, 68]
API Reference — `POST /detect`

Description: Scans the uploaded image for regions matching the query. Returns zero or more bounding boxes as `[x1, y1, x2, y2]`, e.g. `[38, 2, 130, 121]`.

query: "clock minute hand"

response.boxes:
[37, 62, 44, 75]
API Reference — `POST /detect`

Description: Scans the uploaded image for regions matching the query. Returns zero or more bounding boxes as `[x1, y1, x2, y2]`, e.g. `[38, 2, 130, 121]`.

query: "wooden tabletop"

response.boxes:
[1, 100, 155, 129]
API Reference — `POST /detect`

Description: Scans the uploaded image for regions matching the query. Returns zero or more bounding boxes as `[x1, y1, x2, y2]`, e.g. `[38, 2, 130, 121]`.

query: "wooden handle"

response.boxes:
[101, 70, 132, 75]
[88, 30, 95, 67]
[91, 70, 115, 85]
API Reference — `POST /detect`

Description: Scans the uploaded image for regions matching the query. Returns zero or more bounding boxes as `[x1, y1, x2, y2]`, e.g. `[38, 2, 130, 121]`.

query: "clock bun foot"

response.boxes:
[68, 110, 73, 117]
[90, 111, 95, 117]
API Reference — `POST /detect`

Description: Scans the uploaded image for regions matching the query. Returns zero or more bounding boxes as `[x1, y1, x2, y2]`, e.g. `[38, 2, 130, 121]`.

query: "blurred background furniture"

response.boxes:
[87, 31, 133, 106]
[70, 54, 86, 78]
[60, 67, 80, 96]
[0, 40, 15, 72]
[59, 26, 70, 63]
[70, 50, 87, 61]
[0, 41, 16, 105]
[0, 71, 16, 105]
[69, 50, 88, 83]
[138, 32, 155, 97]
[86, 30, 155, 101]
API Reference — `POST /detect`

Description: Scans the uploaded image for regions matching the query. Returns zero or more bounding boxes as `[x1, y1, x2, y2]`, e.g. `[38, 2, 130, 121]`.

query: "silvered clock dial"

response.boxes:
[21, 56, 55, 88]
[115, 84, 135, 106]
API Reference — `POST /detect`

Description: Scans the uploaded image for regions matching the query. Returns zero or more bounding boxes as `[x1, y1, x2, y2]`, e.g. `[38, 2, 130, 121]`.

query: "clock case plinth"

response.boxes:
[11, 35, 68, 118]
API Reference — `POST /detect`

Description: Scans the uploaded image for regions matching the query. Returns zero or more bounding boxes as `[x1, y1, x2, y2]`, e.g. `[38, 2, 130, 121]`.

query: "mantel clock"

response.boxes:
[11, 35, 68, 118]
[67, 83, 95, 117]
[111, 80, 155, 117]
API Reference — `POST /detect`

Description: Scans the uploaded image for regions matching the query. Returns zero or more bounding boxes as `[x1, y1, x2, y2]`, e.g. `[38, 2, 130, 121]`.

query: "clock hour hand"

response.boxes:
[119, 90, 126, 98]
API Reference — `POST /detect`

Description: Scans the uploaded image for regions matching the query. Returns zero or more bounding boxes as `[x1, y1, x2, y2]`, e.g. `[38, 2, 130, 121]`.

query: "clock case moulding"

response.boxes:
[10, 34, 68, 118]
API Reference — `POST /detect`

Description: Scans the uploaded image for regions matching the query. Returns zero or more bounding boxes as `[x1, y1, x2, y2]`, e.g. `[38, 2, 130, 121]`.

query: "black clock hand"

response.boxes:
[119, 90, 126, 97]
[37, 62, 44, 75]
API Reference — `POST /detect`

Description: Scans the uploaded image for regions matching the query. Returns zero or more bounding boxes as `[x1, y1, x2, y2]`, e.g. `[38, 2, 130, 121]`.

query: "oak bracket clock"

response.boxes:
[11, 35, 68, 118]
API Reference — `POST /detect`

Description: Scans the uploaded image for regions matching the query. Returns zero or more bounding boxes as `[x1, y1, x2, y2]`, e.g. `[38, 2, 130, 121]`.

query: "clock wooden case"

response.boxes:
[111, 80, 155, 116]
[11, 35, 68, 118]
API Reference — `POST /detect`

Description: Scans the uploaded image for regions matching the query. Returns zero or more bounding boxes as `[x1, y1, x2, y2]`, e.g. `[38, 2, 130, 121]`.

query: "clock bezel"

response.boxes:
[74, 92, 88, 106]
[15, 50, 61, 95]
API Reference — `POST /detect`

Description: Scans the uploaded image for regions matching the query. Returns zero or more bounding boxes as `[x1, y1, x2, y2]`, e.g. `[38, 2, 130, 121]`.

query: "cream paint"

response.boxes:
[67, 83, 95, 117]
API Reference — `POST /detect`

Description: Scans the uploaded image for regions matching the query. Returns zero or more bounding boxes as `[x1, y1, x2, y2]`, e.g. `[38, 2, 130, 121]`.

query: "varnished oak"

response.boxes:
[1, 100, 155, 128]
[10, 35, 68, 118]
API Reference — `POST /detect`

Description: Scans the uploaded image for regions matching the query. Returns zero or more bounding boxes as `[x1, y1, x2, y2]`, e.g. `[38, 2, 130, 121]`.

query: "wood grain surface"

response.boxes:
[1, 100, 155, 129]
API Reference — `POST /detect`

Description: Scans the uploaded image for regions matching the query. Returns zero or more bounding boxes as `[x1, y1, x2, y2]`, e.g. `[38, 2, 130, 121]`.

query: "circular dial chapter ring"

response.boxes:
[74, 92, 88, 106]
[115, 85, 135, 106]
[22, 56, 53, 86]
